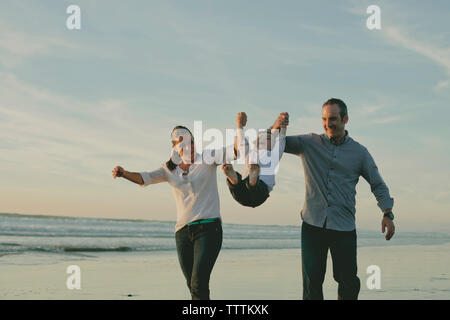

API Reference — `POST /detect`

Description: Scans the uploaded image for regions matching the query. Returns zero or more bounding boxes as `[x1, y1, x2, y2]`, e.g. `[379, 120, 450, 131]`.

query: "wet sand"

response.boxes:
[1, 243, 449, 299]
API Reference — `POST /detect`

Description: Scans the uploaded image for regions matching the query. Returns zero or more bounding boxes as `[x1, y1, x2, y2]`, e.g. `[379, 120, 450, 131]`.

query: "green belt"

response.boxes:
[188, 218, 220, 226]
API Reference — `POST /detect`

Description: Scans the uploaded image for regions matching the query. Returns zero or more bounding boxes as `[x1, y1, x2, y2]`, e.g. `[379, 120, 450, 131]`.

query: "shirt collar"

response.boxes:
[179, 153, 201, 168]
[323, 130, 349, 146]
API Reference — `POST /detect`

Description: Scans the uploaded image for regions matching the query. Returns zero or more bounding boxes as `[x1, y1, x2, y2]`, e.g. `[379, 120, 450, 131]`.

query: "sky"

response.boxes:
[1, 0, 449, 232]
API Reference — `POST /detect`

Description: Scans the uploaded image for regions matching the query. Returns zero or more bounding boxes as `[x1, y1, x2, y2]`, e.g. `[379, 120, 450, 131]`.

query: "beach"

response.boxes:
[1, 243, 449, 300]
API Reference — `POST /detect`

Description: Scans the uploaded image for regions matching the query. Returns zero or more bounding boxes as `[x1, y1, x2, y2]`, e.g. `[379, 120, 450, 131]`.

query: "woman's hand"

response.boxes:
[112, 166, 144, 185]
[112, 166, 125, 179]
[236, 112, 247, 128]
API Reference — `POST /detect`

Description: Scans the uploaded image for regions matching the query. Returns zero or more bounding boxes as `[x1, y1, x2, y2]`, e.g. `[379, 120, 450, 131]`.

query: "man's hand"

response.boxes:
[272, 112, 289, 129]
[237, 112, 247, 128]
[382, 217, 395, 240]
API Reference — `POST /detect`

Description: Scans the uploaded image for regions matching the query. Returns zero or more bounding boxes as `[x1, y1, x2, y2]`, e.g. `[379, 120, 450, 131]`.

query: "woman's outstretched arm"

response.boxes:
[113, 166, 168, 186]
[112, 166, 144, 185]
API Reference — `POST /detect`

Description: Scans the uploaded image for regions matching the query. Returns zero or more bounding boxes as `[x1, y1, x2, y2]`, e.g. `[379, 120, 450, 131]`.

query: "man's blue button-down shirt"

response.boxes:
[285, 131, 394, 231]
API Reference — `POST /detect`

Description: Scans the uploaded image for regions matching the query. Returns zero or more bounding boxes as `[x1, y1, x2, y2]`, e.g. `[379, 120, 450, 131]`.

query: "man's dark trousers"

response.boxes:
[301, 221, 361, 300]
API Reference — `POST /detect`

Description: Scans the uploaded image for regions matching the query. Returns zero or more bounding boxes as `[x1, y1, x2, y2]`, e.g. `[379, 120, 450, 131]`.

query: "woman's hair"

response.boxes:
[166, 126, 194, 171]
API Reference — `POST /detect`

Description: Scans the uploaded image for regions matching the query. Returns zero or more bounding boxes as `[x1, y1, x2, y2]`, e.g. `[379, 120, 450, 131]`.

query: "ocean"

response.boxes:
[1, 213, 450, 256]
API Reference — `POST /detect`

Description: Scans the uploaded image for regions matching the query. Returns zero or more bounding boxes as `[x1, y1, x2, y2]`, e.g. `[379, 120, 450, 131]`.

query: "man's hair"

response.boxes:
[322, 98, 348, 120]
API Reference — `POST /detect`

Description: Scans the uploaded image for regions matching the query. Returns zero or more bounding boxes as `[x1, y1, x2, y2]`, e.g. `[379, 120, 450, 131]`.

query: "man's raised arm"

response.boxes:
[271, 112, 304, 155]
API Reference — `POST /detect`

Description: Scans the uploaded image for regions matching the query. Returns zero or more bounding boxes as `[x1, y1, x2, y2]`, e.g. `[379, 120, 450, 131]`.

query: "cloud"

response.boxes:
[383, 26, 450, 75]
[358, 105, 383, 115]
[382, 25, 450, 94]
[345, 1, 450, 92]
[434, 79, 450, 92]
[0, 20, 122, 69]
[369, 115, 402, 124]
[0, 72, 173, 186]
[0, 22, 79, 68]
[350, 97, 410, 126]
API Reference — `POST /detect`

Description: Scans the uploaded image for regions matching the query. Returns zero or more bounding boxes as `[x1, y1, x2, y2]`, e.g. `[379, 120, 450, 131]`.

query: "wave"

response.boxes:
[0, 212, 172, 224]
[50, 246, 133, 253]
[0, 232, 175, 239]
[1, 212, 450, 255]
[0, 245, 137, 254]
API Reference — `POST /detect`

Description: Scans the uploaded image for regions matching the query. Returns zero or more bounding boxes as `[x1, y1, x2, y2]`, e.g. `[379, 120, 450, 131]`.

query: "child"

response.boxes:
[222, 112, 289, 207]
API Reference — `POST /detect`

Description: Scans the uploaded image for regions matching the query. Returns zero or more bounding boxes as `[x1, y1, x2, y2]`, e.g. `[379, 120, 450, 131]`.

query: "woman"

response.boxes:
[112, 125, 236, 300]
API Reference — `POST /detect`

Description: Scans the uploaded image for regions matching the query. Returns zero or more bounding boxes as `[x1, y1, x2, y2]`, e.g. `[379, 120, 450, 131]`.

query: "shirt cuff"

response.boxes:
[139, 172, 150, 186]
[379, 197, 394, 212]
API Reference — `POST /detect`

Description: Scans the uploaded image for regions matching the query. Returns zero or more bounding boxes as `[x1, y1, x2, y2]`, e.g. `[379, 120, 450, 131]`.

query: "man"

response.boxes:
[273, 98, 395, 300]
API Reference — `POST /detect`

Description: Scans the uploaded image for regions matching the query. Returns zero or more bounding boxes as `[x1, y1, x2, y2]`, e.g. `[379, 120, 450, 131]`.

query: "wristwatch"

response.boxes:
[383, 211, 394, 220]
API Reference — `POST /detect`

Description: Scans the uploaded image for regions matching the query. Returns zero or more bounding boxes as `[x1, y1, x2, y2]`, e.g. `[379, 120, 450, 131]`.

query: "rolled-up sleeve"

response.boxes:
[285, 135, 307, 155]
[139, 167, 168, 186]
[361, 148, 394, 212]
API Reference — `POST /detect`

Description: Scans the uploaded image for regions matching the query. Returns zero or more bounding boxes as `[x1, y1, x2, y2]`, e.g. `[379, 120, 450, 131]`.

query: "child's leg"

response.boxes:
[222, 164, 239, 185]
[223, 166, 253, 207]
[248, 164, 260, 187]
[242, 175, 270, 208]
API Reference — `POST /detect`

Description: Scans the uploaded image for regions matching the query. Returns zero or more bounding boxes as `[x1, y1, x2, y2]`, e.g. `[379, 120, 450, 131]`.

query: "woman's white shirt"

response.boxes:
[139, 149, 233, 232]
